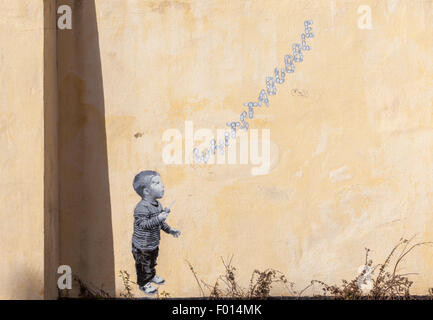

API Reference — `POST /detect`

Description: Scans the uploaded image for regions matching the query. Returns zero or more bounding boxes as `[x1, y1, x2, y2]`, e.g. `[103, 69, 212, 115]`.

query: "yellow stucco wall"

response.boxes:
[0, 0, 45, 299]
[82, 0, 433, 297]
[2, 0, 433, 299]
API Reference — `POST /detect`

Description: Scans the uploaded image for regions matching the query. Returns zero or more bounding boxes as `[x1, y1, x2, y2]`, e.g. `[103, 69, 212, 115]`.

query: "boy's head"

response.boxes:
[133, 170, 164, 200]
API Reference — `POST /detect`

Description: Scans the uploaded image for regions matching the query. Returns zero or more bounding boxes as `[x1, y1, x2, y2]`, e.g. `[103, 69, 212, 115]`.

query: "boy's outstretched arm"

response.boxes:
[161, 221, 172, 233]
[162, 221, 181, 237]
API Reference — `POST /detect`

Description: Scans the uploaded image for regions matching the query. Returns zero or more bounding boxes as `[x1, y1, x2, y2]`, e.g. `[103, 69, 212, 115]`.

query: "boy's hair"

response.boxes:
[133, 170, 160, 197]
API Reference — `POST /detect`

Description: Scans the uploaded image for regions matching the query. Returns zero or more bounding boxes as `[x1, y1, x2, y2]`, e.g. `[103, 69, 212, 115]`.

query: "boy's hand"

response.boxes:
[158, 211, 169, 222]
[169, 228, 181, 238]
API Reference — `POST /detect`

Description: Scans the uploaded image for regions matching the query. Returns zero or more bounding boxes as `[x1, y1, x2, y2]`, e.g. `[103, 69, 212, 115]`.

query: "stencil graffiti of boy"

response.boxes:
[132, 170, 181, 295]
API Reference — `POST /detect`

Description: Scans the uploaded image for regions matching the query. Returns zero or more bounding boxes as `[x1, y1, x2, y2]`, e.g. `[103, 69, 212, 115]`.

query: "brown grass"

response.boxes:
[299, 236, 433, 300]
[68, 236, 433, 300]
[186, 255, 295, 299]
[187, 237, 433, 300]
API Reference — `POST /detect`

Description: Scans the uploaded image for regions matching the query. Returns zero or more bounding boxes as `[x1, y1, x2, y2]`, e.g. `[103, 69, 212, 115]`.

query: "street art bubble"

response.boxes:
[191, 20, 314, 161]
[275, 67, 286, 84]
[266, 76, 277, 95]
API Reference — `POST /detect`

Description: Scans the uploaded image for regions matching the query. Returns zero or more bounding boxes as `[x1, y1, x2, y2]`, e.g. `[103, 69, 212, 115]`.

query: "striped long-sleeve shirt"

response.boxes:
[132, 199, 172, 251]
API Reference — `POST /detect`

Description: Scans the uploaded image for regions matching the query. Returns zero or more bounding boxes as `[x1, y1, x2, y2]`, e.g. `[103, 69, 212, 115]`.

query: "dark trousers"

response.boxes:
[132, 245, 159, 286]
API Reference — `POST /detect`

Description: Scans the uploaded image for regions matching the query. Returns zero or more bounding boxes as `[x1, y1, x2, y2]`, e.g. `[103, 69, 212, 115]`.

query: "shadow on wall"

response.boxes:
[43, 0, 59, 300]
[57, 0, 115, 296]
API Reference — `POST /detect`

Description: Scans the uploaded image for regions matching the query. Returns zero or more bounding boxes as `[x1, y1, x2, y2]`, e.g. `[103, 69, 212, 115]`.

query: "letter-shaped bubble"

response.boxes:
[292, 43, 303, 62]
[275, 68, 286, 84]
[284, 55, 295, 73]
[258, 89, 269, 107]
[266, 77, 277, 95]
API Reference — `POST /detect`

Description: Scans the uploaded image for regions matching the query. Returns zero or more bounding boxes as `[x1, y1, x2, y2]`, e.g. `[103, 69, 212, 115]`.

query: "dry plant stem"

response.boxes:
[298, 282, 314, 298]
[185, 259, 206, 298]
[119, 270, 135, 299]
[392, 242, 433, 277]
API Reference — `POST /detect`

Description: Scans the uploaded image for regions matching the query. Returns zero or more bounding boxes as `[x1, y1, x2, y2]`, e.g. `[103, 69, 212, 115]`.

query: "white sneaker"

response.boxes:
[150, 275, 165, 285]
[139, 283, 157, 295]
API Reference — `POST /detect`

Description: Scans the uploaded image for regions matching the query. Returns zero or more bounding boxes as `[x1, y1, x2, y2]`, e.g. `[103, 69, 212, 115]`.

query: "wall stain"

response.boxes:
[147, 0, 191, 14]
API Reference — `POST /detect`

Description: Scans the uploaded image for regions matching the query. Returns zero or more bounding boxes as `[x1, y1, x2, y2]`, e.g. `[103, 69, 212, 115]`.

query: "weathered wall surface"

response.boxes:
[3, 0, 433, 299]
[0, 0, 46, 299]
[86, 0, 433, 297]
